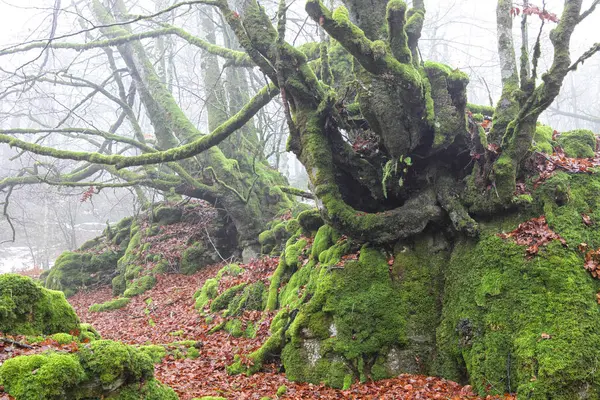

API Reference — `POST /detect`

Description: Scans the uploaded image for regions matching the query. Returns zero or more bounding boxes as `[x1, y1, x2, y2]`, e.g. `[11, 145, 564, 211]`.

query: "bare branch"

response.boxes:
[579, 0, 600, 22]
[568, 42, 600, 72]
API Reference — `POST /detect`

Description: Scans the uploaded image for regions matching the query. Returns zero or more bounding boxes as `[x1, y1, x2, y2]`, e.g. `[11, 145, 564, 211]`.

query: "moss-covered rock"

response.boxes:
[123, 275, 156, 298]
[0, 340, 177, 399]
[297, 209, 324, 233]
[437, 172, 600, 399]
[557, 129, 596, 158]
[0, 274, 80, 335]
[281, 246, 406, 387]
[194, 278, 219, 310]
[89, 297, 130, 312]
[45, 249, 123, 297]
[153, 205, 183, 225]
[180, 242, 214, 275]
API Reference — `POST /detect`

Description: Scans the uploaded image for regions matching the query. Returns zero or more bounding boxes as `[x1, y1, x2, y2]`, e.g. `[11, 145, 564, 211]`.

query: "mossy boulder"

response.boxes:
[0, 340, 177, 399]
[437, 172, 600, 399]
[123, 275, 156, 298]
[180, 242, 216, 275]
[280, 246, 407, 388]
[45, 250, 122, 297]
[557, 129, 597, 158]
[297, 209, 324, 233]
[153, 205, 183, 225]
[0, 274, 79, 335]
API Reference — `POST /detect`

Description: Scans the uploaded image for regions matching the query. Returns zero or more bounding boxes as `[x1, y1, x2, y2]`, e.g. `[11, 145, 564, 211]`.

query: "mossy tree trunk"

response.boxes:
[89, 0, 294, 251]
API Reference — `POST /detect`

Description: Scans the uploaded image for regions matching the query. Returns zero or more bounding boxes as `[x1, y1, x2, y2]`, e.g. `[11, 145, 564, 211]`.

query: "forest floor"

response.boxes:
[0, 258, 517, 399]
[66, 258, 514, 400]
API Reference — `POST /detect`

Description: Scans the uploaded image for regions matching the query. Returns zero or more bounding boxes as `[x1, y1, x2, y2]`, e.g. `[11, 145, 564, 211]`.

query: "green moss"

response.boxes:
[281, 246, 405, 387]
[210, 283, 246, 312]
[79, 323, 101, 341]
[123, 275, 156, 298]
[467, 103, 495, 116]
[112, 275, 126, 296]
[139, 345, 167, 363]
[89, 297, 130, 312]
[438, 173, 600, 399]
[533, 124, 554, 154]
[227, 328, 284, 375]
[311, 225, 338, 258]
[259, 230, 276, 254]
[423, 61, 469, 151]
[276, 384, 287, 396]
[557, 129, 596, 158]
[225, 281, 266, 316]
[110, 378, 178, 400]
[194, 278, 219, 310]
[224, 319, 244, 337]
[216, 263, 244, 280]
[0, 353, 85, 400]
[0, 274, 79, 335]
[0, 339, 171, 399]
[180, 242, 211, 275]
[51, 333, 76, 345]
[266, 258, 287, 311]
[284, 238, 308, 269]
[45, 249, 122, 297]
[153, 205, 183, 225]
[79, 340, 153, 385]
[187, 346, 200, 359]
[297, 209, 324, 233]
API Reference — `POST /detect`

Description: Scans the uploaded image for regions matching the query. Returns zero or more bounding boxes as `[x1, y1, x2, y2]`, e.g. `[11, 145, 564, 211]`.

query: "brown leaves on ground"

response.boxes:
[498, 216, 566, 257]
[138, 201, 221, 272]
[582, 247, 600, 279]
[534, 144, 600, 188]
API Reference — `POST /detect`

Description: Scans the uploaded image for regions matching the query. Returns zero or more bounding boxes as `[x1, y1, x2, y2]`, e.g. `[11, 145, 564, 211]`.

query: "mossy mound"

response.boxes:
[0, 340, 177, 400]
[557, 129, 597, 158]
[0, 274, 80, 335]
[438, 172, 600, 399]
[43, 218, 133, 297]
[230, 223, 446, 387]
[193, 263, 267, 339]
[257, 205, 314, 255]
[89, 297, 130, 312]
[45, 249, 123, 298]
[46, 200, 232, 300]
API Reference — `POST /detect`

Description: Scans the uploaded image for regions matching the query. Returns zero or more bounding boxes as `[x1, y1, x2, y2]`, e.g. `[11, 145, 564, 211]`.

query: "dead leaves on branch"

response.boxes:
[498, 216, 566, 257]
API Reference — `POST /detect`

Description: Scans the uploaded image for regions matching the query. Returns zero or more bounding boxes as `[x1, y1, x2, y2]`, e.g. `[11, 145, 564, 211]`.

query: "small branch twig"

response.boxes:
[1, 337, 34, 349]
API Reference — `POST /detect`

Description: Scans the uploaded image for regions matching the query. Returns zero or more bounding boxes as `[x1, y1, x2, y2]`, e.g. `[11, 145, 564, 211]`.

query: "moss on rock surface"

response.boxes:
[221, 169, 600, 398]
[557, 129, 597, 158]
[45, 249, 123, 297]
[0, 274, 80, 335]
[0, 340, 177, 399]
[437, 172, 600, 399]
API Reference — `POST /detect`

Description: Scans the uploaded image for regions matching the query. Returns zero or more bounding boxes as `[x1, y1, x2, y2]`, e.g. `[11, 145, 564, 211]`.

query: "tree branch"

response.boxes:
[0, 83, 277, 168]
[568, 42, 600, 72]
